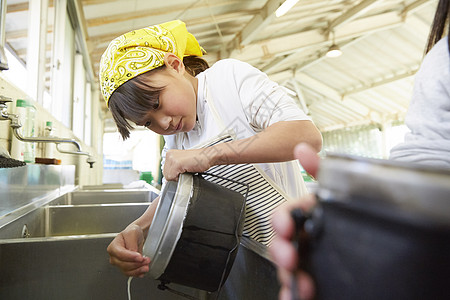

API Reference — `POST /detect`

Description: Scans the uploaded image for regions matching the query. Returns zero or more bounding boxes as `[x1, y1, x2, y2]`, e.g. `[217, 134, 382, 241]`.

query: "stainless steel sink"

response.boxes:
[0, 188, 158, 239]
[0, 187, 280, 299]
[50, 188, 159, 205]
[0, 235, 279, 300]
[0, 234, 207, 300]
[0, 203, 150, 239]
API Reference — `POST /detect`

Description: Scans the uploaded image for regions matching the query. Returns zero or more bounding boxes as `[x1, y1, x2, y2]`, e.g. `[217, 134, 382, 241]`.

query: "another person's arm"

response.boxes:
[269, 143, 320, 300]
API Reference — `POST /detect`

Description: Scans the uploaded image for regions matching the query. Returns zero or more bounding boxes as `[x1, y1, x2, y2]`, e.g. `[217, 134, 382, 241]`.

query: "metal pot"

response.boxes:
[143, 173, 246, 293]
[297, 154, 450, 300]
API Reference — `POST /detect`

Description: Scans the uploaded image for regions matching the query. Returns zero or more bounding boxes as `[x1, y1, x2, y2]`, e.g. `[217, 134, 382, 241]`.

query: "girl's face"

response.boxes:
[136, 54, 198, 135]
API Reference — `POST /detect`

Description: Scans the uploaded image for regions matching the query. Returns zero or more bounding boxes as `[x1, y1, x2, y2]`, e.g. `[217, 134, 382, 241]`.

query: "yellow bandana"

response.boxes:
[99, 20, 204, 106]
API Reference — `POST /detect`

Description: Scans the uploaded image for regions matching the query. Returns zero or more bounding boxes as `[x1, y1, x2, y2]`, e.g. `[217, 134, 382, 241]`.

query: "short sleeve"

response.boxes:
[228, 59, 310, 131]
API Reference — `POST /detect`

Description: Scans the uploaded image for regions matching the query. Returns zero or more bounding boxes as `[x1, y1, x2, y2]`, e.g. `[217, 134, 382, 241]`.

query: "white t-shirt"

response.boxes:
[162, 59, 311, 199]
[390, 36, 450, 168]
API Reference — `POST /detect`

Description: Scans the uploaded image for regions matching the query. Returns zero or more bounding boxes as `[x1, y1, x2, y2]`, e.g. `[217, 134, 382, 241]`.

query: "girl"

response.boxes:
[101, 20, 322, 277]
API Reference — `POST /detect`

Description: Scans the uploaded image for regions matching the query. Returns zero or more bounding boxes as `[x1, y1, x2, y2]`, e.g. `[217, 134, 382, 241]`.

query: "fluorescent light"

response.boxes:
[275, 0, 300, 17]
[326, 44, 342, 58]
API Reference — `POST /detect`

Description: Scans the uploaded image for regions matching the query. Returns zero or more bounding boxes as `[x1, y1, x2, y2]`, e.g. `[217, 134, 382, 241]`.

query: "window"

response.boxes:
[4, 0, 95, 145]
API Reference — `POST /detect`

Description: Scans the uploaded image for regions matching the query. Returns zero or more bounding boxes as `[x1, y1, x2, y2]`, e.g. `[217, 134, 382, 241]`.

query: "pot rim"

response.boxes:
[144, 173, 193, 279]
[318, 153, 450, 225]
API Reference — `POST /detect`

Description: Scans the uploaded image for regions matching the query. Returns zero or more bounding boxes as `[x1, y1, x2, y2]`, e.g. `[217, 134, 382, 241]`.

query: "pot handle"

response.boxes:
[290, 208, 312, 300]
[289, 205, 324, 300]
[157, 281, 199, 300]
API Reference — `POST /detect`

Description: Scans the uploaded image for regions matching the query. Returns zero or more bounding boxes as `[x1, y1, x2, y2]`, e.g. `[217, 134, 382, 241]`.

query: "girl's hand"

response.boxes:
[107, 224, 151, 277]
[163, 149, 212, 181]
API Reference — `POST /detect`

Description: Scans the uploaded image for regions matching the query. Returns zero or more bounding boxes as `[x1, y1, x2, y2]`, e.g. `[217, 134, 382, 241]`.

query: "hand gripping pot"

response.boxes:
[294, 154, 450, 300]
[143, 173, 246, 293]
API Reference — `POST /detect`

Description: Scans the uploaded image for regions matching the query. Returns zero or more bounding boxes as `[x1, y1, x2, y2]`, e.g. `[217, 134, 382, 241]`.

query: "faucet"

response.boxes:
[0, 96, 96, 168]
[0, 95, 13, 120]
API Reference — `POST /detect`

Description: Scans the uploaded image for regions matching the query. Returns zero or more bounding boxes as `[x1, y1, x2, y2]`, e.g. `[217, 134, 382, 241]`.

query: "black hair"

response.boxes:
[108, 56, 209, 140]
[425, 0, 450, 54]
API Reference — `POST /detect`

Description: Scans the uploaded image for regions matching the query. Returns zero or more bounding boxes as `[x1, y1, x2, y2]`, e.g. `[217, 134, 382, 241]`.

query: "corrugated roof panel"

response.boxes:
[3, 0, 440, 131]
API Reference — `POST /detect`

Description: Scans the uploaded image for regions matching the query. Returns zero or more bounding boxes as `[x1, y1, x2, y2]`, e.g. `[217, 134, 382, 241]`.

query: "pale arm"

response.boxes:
[211, 120, 322, 165]
[131, 196, 160, 236]
[163, 120, 322, 180]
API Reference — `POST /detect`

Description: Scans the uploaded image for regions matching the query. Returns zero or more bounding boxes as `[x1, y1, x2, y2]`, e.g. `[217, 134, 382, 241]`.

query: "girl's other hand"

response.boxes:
[107, 224, 151, 278]
[163, 148, 212, 181]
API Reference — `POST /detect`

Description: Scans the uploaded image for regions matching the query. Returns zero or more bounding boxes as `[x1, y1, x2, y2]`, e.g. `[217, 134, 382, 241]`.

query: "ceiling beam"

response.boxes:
[310, 105, 349, 123]
[7, 0, 54, 13]
[5, 29, 28, 40]
[294, 72, 342, 102]
[325, 0, 380, 34]
[402, 0, 435, 15]
[304, 85, 371, 119]
[319, 117, 380, 132]
[223, 11, 403, 63]
[296, 37, 365, 71]
[260, 53, 293, 73]
[6, 26, 54, 41]
[7, 2, 30, 13]
[238, 0, 280, 46]
[84, 1, 243, 27]
[274, 64, 417, 120]
[262, 35, 363, 74]
[323, 98, 367, 119]
[213, 1, 426, 68]
[81, 0, 122, 5]
[289, 78, 309, 115]
[88, 20, 238, 49]
[341, 66, 419, 97]
[13, 43, 53, 57]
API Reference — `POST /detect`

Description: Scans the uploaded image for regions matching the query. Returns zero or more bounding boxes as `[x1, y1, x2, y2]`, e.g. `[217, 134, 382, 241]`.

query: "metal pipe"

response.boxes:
[1, 98, 96, 168]
[8, 112, 82, 151]
[55, 144, 96, 168]
[11, 125, 83, 152]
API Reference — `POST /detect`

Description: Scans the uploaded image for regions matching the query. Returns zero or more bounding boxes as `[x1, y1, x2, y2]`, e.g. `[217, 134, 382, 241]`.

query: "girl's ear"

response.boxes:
[163, 53, 185, 74]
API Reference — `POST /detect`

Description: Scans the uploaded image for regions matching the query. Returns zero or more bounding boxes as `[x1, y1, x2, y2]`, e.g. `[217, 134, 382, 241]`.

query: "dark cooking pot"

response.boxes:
[295, 154, 450, 300]
[143, 173, 246, 293]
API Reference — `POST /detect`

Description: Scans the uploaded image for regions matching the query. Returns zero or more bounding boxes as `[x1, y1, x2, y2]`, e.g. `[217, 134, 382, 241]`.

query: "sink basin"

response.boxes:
[50, 188, 158, 205]
[0, 203, 150, 239]
[0, 188, 159, 240]
[0, 235, 279, 300]
[0, 188, 280, 299]
[0, 234, 208, 300]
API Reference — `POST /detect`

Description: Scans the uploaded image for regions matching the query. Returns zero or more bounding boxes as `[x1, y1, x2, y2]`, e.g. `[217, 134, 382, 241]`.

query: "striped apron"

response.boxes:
[187, 87, 291, 246]
[203, 142, 287, 246]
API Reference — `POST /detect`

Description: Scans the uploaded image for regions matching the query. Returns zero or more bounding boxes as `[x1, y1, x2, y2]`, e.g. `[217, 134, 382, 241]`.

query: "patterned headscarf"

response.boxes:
[99, 20, 204, 106]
